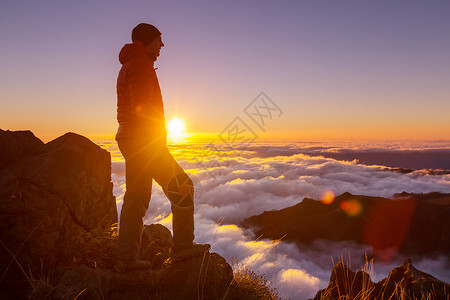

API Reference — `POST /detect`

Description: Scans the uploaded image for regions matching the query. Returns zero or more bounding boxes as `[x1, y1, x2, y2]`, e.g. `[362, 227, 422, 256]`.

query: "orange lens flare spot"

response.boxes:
[320, 190, 335, 205]
[362, 198, 416, 262]
[340, 198, 363, 217]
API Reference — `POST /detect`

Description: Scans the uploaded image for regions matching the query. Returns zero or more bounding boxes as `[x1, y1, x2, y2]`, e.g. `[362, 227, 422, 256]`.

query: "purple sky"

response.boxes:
[1, 1, 449, 141]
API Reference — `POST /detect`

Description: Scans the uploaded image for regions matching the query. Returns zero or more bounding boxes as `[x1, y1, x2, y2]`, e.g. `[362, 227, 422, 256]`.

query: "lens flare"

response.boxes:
[363, 198, 416, 262]
[339, 198, 363, 217]
[320, 190, 335, 205]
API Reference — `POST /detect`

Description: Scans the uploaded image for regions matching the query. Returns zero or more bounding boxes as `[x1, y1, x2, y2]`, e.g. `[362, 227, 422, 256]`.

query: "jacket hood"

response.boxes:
[118, 41, 153, 65]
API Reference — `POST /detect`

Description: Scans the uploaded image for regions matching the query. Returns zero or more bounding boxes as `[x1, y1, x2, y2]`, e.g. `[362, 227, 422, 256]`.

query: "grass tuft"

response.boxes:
[223, 258, 282, 300]
[71, 223, 119, 269]
[27, 261, 61, 300]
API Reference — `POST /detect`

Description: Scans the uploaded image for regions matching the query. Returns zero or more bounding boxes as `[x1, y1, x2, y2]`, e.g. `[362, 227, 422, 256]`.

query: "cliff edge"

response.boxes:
[0, 130, 233, 299]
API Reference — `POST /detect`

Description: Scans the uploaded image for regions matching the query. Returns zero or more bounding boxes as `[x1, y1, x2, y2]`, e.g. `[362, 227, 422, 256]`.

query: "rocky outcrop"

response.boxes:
[243, 192, 450, 258]
[0, 130, 117, 268]
[314, 259, 449, 300]
[56, 255, 233, 300]
[56, 224, 233, 300]
[0, 130, 234, 300]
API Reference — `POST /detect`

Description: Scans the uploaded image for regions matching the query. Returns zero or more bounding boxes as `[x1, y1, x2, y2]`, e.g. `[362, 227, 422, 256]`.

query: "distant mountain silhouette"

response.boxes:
[309, 149, 450, 171]
[248, 146, 450, 171]
[242, 192, 450, 258]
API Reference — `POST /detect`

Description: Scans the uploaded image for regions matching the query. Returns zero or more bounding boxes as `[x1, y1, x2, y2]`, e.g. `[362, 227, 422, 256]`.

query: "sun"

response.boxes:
[167, 117, 187, 139]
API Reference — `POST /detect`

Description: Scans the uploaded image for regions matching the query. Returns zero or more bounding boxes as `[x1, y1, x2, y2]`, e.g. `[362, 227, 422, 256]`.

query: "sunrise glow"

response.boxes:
[167, 118, 188, 140]
[1, 3, 449, 300]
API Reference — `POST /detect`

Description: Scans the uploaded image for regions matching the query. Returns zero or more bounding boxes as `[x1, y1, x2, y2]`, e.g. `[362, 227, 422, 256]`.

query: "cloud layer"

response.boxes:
[99, 139, 450, 299]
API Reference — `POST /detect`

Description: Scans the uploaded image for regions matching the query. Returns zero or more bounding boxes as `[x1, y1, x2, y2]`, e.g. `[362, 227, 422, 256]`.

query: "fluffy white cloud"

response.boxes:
[100, 139, 450, 300]
[277, 269, 321, 299]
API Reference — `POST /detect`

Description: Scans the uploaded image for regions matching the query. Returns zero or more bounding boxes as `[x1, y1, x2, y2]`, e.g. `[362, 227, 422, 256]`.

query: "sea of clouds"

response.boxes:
[98, 139, 450, 299]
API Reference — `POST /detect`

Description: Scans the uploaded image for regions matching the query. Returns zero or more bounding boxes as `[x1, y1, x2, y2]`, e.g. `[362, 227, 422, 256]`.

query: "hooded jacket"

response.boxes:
[115, 41, 166, 141]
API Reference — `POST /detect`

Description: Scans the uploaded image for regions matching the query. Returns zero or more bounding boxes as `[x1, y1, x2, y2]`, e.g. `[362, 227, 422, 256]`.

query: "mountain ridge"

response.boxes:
[242, 191, 450, 258]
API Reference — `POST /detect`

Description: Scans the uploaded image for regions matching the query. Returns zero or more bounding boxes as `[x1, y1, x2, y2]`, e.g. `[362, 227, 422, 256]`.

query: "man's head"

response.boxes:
[132, 23, 164, 60]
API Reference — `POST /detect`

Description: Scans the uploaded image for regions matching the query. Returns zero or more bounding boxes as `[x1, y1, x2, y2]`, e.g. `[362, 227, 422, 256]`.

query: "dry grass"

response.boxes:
[0, 240, 60, 299]
[71, 223, 119, 269]
[222, 258, 282, 300]
[27, 261, 61, 300]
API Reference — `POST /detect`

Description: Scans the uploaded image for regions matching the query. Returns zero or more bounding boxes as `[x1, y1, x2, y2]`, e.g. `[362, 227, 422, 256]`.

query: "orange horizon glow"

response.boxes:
[3, 125, 448, 144]
[14, 130, 450, 145]
[2, 2, 449, 146]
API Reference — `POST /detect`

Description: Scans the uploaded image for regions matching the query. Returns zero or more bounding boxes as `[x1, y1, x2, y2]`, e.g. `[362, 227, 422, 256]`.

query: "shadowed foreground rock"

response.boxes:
[55, 223, 232, 299]
[57, 252, 233, 299]
[314, 259, 449, 300]
[0, 130, 117, 266]
[0, 130, 233, 299]
[54, 223, 232, 300]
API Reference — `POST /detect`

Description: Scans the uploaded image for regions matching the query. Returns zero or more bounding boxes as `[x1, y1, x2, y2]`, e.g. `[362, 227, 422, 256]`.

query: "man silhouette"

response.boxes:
[114, 23, 210, 272]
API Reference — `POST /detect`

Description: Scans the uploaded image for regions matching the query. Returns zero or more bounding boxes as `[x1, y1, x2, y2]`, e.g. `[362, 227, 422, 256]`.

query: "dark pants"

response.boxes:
[117, 137, 195, 261]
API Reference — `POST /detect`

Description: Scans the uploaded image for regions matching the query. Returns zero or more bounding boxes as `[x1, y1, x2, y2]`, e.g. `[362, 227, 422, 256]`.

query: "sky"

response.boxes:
[1, 0, 450, 141]
[100, 139, 450, 299]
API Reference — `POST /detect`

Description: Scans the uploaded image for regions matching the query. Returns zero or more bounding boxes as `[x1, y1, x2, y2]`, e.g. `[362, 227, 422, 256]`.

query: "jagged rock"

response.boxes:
[314, 259, 449, 300]
[375, 259, 449, 299]
[242, 192, 450, 258]
[0, 130, 117, 271]
[313, 262, 375, 300]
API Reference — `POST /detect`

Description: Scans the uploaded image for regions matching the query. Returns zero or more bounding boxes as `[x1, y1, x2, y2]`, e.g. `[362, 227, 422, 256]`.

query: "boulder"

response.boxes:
[0, 130, 117, 271]
[140, 224, 173, 268]
[163, 253, 233, 299]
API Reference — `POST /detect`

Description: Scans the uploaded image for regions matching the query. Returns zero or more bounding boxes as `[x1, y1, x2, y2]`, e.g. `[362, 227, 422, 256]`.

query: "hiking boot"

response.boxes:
[114, 259, 152, 272]
[171, 243, 211, 262]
